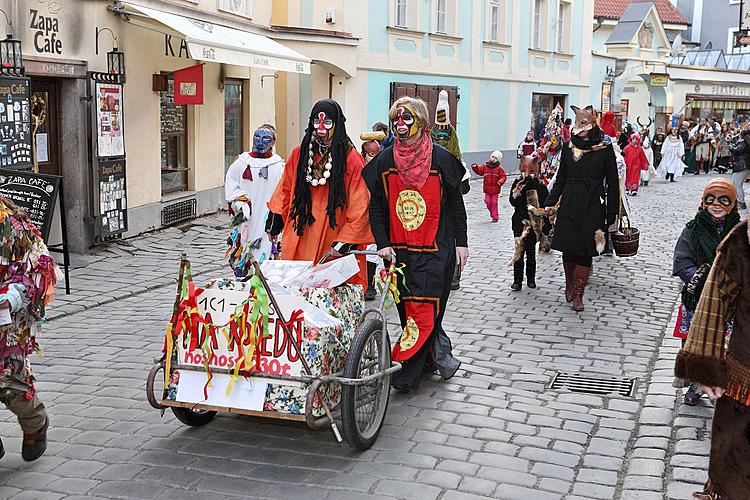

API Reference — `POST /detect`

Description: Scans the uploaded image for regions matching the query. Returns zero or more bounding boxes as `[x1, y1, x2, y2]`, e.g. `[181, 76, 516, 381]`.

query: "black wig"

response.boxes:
[288, 99, 351, 236]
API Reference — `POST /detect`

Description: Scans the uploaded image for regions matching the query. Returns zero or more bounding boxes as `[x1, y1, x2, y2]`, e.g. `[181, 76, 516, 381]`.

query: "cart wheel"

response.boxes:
[341, 318, 391, 450]
[171, 407, 217, 427]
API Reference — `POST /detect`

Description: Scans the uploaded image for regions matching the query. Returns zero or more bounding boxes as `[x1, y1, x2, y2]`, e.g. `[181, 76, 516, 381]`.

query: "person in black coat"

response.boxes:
[509, 156, 548, 290]
[544, 105, 620, 312]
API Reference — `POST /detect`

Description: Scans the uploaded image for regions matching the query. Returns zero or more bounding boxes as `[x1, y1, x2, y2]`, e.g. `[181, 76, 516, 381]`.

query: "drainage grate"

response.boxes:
[550, 372, 636, 397]
[162, 198, 197, 227]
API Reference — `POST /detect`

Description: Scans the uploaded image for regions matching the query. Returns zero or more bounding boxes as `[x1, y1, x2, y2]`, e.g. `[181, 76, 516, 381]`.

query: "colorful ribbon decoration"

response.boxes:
[376, 263, 407, 308]
[162, 263, 272, 399]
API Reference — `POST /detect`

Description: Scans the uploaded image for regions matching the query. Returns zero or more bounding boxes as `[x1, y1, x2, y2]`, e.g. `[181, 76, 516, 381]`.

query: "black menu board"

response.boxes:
[97, 158, 128, 238]
[0, 77, 32, 169]
[0, 168, 61, 242]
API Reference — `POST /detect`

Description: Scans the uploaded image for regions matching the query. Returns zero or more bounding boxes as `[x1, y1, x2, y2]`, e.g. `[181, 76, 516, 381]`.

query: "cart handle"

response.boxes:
[318, 249, 396, 266]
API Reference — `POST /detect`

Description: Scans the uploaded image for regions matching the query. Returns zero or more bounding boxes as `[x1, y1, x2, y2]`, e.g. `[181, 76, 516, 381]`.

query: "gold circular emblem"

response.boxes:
[395, 190, 426, 231]
[399, 316, 420, 351]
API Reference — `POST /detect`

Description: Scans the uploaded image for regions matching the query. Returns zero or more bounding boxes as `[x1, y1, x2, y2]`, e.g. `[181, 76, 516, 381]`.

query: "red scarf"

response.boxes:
[393, 131, 433, 189]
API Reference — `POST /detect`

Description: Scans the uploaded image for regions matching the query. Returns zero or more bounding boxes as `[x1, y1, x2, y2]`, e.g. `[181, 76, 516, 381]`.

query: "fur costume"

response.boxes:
[674, 219, 750, 499]
[508, 157, 549, 267]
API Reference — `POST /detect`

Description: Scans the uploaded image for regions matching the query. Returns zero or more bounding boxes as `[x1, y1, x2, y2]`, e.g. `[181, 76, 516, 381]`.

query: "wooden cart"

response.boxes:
[146, 251, 401, 450]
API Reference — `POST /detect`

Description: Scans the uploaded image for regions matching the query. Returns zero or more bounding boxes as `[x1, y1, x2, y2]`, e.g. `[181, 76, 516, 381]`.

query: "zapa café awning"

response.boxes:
[115, 1, 311, 74]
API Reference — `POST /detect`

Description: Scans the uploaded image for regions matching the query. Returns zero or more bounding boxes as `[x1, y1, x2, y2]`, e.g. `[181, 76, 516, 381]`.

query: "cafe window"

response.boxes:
[224, 80, 243, 171]
[531, 92, 566, 140]
[160, 75, 189, 194]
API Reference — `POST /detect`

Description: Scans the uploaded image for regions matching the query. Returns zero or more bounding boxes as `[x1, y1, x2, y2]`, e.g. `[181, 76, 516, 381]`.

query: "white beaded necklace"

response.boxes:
[305, 141, 333, 186]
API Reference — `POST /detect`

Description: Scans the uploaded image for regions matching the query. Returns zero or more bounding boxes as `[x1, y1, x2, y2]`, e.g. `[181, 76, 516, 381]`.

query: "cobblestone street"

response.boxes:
[0, 173, 744, 500]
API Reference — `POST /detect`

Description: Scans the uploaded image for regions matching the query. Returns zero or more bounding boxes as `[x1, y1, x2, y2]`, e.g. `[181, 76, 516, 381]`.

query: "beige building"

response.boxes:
[1, 0, 600, 252]
[0, 0, 311, 252]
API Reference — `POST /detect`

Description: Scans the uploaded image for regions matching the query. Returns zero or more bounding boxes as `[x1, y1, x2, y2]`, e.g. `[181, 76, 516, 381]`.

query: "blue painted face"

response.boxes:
[252, 129, 274, 155]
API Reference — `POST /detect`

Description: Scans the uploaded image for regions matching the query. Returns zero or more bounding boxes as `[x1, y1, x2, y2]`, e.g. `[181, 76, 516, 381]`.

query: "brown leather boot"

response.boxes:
[22, 416, 48, 462]
[571, 265, 591, 312]
[563, 261, 576, 302]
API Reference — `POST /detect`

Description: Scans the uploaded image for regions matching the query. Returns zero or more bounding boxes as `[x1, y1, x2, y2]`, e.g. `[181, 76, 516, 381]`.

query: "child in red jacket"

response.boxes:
[623, 133, 649, 196]
[472, 151, 507, 222]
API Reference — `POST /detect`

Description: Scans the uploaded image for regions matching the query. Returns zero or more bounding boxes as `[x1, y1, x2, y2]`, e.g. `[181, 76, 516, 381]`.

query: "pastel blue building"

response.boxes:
[344, 0, 598, 169]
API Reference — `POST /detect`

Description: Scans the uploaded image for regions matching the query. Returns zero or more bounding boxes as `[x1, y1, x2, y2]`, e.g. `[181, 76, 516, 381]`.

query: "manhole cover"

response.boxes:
[550, 372, 636, 397]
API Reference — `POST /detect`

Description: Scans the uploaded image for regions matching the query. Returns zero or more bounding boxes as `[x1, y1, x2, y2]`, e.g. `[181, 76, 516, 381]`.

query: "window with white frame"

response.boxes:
[533, 0, 546, 50]
[488, 0, 505, 42]
[396, 0, 408, 27]
[436, 0, 448, 33]
[218, 0, 253, 18]
[557, 1, 571, 52]
[728, 28, 750, 53]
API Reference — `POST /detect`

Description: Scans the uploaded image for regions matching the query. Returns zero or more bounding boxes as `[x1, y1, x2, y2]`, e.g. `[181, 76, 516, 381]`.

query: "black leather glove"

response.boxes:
[265, 212, 284, 237]
[331, 242, 357, 254]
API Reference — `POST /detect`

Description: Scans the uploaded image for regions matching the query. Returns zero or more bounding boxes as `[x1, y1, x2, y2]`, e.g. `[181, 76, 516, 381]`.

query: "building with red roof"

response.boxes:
[595, 0, 690, 28]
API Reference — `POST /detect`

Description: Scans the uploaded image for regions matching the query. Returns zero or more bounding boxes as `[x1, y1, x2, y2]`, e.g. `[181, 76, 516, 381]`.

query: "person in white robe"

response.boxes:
[657, 129, 687, 182]
[224, 124, 284, 275]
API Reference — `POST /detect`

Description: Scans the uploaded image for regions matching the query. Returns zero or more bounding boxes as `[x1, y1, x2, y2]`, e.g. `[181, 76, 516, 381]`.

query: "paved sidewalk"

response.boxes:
[0, 172, 744, 499]
[47, 213, 229, 320]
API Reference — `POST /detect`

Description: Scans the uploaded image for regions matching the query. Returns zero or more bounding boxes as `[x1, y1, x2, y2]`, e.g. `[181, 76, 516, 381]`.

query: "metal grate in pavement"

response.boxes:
[162, 198, 197, 227]
[550, 372, 636, 397]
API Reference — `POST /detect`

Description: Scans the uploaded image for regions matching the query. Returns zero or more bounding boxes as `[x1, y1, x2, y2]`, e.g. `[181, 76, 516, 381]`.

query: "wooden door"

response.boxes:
[390, 82, 459, 128]
[30, 78, 61, 176]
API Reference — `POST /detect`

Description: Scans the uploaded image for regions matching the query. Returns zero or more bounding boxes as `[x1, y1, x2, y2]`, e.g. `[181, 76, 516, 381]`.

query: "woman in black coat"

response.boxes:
[545, 105, 620, 312]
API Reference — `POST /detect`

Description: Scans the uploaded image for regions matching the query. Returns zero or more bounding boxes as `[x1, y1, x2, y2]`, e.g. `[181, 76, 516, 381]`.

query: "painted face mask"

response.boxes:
[393, 105, 419, 140]
[701, 178, 737, 214]
[252, 128, 274, 155]
[570, 105, 597, 136]
[431, 128, 451, 147]
[313, 111, 335, 143]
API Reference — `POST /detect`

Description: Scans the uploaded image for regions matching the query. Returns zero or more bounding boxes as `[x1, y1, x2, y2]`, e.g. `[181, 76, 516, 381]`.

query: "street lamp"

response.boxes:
[96, 27, 126, 78]
[107, 47, 125, 76]
[0, 9, 23, 74]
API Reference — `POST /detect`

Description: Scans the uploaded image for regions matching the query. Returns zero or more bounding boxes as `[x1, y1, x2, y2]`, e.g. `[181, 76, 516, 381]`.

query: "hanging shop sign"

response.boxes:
[0, 168, 60, 242]
[95, 82, 125, 157]
[96, 158, 128, 238]
[0, 77, 33, 170]
[173, 64, 204, 105]
[601, 82, 612, 112]
[650, 73, 669, 87]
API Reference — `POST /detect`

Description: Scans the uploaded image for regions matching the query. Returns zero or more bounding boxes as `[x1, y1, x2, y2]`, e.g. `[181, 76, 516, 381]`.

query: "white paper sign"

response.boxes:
[175, 370, 268, 411]
[35, 133, 48, 163]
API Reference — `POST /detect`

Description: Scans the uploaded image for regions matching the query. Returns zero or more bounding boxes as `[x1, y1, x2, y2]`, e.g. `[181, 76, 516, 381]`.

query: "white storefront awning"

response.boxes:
[115, 1, 311, 74]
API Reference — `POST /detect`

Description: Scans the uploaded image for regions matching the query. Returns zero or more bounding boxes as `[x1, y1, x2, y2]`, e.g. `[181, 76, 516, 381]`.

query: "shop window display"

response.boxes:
[160, 76, 189, 194]
[224, 81, 243, 172]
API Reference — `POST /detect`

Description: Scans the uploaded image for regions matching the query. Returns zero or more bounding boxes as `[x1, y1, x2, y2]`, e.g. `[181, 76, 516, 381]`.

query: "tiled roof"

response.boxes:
[594, 0, 690, 25]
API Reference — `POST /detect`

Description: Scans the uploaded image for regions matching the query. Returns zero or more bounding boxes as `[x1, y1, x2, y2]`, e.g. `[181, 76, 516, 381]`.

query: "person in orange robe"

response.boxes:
[266, 99, 373, 285]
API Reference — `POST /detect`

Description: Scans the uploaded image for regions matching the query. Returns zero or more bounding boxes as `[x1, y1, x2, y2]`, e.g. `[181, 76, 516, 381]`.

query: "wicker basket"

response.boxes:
[612, 219, 639, 257]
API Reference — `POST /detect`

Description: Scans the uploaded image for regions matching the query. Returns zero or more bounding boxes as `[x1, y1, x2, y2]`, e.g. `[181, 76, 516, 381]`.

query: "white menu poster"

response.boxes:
[95, 83, 125, 157]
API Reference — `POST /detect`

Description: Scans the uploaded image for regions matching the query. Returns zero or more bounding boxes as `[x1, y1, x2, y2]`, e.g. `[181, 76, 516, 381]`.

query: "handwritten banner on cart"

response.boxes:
[176, 288, 305, 377]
